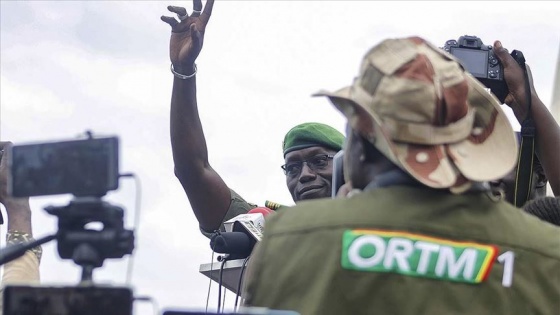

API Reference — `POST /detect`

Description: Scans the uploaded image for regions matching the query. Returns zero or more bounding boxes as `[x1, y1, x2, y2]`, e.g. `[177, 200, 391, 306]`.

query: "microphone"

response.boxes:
[210, 207, 275, 259]
[224, 207, 274, 241]
[210, 232, 254, 259]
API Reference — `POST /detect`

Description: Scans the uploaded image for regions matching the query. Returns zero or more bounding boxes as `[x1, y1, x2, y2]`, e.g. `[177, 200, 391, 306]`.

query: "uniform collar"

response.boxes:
[364, 168, 420, 191]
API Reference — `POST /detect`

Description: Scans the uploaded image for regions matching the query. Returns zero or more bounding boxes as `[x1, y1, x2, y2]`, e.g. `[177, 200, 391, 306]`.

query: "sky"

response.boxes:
[1, 1, 559, 314]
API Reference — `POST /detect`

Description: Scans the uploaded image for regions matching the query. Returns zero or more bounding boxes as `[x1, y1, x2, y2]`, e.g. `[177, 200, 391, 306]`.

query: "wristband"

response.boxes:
[6, 230, 43, 263]
[171, 63, 197, 80]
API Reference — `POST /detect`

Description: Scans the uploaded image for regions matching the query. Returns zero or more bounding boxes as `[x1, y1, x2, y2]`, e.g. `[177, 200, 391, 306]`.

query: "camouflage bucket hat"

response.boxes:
[314, 36, 518, 190]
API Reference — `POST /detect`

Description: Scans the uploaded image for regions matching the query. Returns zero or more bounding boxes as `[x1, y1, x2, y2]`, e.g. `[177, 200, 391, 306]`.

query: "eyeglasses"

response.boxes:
[281, 154, 334, 176]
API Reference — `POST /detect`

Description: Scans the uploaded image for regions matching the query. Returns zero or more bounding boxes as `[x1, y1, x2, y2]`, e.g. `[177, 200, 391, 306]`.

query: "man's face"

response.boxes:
[284, 146, 338, 202]
[489, 162, 547, 205]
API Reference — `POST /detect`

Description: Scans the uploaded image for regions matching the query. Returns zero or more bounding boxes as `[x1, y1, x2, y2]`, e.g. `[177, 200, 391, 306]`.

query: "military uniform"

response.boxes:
[200, 189, 257, 238]
[245, 36, 560, 314]
[199, 121, 343, 238]
[244, 186, 560, 315]
[200, 189, 286, 238]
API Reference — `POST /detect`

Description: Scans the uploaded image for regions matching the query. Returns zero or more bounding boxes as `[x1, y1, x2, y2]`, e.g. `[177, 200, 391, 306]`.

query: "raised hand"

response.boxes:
[0, 141, 31, 230]
[161, 0, 215, 74]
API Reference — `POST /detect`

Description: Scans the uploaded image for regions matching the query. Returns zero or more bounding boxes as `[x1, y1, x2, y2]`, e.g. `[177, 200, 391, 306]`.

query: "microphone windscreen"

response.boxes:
[209, 232, 253, 257]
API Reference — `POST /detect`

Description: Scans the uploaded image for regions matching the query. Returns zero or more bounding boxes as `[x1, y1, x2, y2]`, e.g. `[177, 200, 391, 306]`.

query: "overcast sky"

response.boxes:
[1, 1, 559, 314]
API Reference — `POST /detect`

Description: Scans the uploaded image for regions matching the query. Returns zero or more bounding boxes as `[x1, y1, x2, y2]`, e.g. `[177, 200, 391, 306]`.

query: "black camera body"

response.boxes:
[443, 35, 508, 102]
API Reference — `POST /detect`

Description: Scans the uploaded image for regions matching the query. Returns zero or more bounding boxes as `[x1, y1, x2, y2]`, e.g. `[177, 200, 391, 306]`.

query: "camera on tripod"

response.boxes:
[2, 133, 135, 315]
[442, 35, 521, 103]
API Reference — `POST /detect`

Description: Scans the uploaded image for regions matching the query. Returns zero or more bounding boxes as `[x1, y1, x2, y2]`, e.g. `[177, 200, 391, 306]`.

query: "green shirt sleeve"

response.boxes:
[199, 188, 257, 238]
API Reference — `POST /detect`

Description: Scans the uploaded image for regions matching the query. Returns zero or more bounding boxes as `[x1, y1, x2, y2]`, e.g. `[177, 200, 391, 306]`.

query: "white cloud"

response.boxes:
[1, 1, 559, 314]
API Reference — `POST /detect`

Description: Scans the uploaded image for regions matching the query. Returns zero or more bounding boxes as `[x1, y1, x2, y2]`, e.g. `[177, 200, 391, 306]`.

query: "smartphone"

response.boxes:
[8, 137, 119, 198]
[331, 150, 345, 198]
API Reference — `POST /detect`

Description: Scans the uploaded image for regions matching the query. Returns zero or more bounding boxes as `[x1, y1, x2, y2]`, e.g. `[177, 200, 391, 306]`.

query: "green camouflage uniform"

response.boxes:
[244, 186, 560, 315]
[244, 35, 558, 315]
[200, 189, 256, 238]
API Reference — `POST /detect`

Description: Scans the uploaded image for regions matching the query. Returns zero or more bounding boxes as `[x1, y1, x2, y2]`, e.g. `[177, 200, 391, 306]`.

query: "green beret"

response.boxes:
[282, 122, 345, 157]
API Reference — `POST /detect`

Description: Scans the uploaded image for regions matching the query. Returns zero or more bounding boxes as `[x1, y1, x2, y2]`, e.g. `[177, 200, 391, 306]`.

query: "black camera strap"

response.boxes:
[511, 50, 536, 208]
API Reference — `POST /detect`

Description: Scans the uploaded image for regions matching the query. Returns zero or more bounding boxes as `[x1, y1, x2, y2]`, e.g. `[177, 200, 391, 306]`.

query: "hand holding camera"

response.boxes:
[492, 40, 537, 123]
[443, 35, 526, 106]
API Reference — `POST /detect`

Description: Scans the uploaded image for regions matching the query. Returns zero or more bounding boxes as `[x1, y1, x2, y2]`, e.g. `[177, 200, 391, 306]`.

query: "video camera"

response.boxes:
[8, 135, 119, 198]
[1, 133, 135, 315]
[442, 35, 525, 103]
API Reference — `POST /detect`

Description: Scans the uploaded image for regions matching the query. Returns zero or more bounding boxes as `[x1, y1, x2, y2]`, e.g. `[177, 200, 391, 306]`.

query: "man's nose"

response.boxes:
[298, 162, 316, 182]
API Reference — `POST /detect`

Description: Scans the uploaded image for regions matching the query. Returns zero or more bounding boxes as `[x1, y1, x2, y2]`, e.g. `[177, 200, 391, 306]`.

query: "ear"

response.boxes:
[535, 169, 548, 189]
[359, 135, 385, 163]
[533, 159, 547, 188]
[531, 162, 548, 199]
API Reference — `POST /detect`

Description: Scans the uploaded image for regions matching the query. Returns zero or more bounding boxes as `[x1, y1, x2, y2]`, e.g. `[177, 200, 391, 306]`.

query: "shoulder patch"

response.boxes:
[341, 229, 497, 284]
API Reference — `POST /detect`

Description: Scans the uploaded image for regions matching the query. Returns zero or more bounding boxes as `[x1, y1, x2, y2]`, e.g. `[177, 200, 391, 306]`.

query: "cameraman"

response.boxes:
[489, 41, 560, 204]
[243, 37, 560, 314]
[0, 142, 41, 313]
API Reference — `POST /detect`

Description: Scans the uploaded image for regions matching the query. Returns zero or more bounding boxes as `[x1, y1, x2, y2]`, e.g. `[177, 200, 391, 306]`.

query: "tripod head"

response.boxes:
[0, 190, 136, 315]
[45, 197, 134, 282]
[3, 134, 134, 281]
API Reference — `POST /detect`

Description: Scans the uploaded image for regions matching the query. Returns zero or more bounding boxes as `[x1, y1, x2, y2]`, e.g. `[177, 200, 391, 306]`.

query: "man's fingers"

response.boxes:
[167, 5, 187, 16]
[493, 40, 515, 69]
[193, 0, 203, 12]
[161, 15, 179, 28]
[503, 94, 515, 106]
[202, 0, 215, 18]
[168, 5, 189, 21]
[191, 24, 203, 50]
[190, 24, 198, 38]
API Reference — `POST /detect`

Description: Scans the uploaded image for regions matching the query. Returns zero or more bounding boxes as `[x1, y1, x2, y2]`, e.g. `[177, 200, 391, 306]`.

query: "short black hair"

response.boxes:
[524, 197, 560, 226]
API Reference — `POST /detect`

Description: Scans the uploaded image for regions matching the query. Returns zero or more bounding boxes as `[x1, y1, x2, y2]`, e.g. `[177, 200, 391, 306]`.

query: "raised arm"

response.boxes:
[0, 142, 33, 240]
[0, 142, 40, 313]
[493, 41, 560, 196]
[161, 0, 233, 232]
